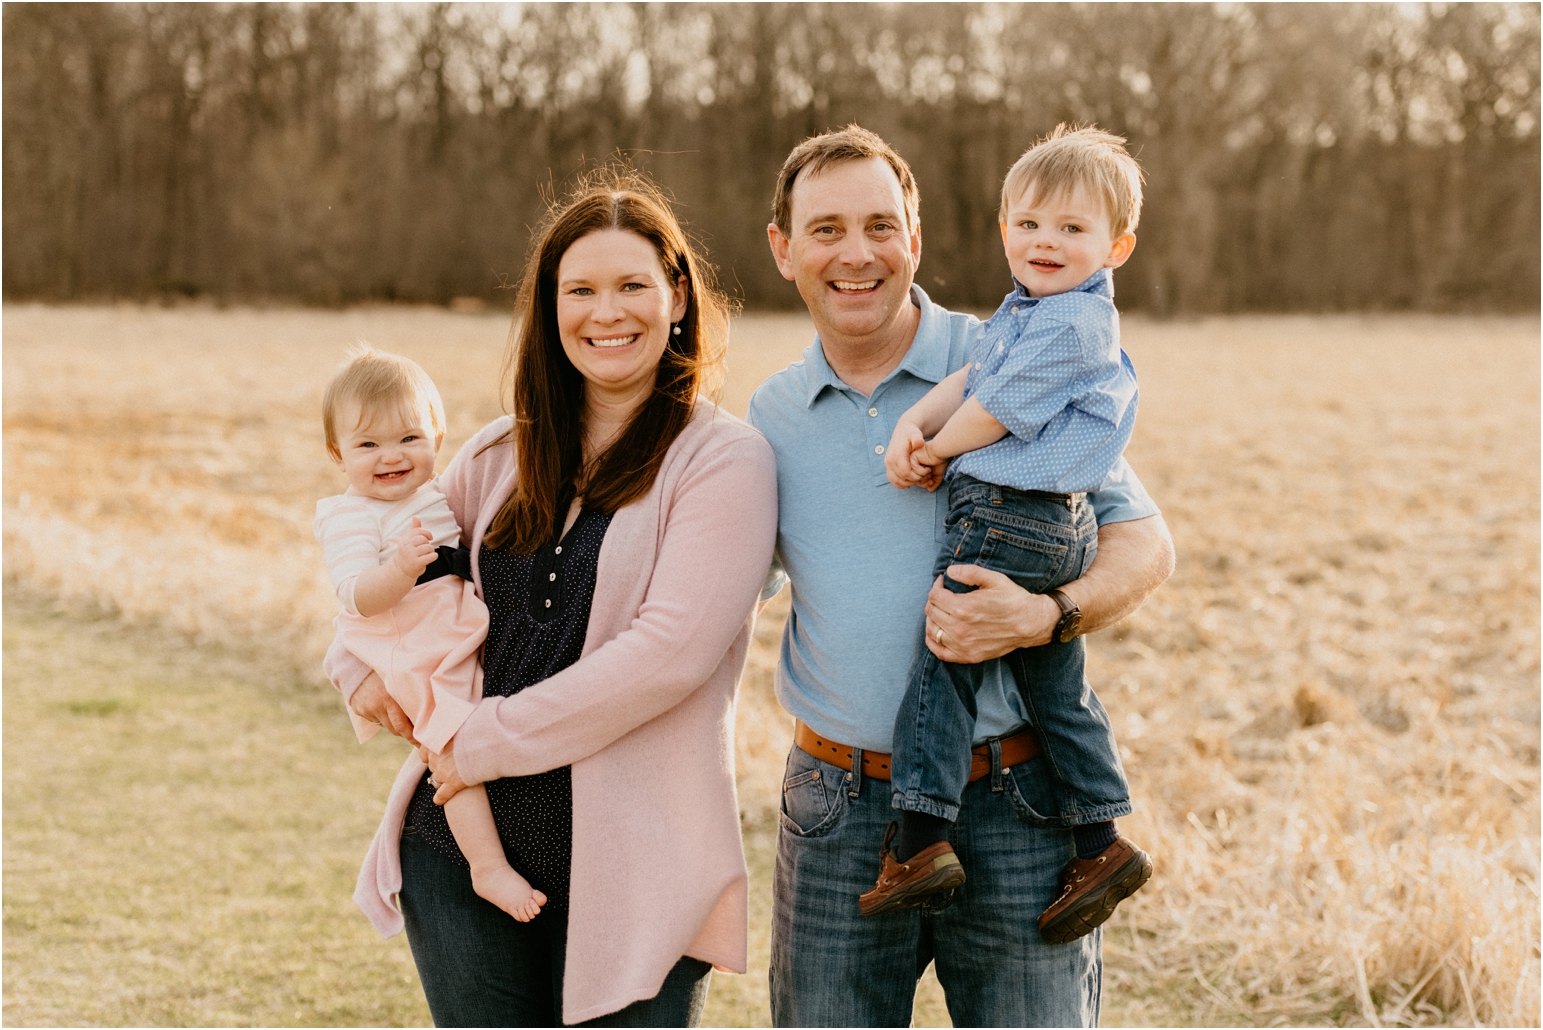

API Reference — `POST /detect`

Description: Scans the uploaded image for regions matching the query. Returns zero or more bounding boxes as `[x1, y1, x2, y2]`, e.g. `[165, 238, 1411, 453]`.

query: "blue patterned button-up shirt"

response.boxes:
[950, 268, 1138, 494]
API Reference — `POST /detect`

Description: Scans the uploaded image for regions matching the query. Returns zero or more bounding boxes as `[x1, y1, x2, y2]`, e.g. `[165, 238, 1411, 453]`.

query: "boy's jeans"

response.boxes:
[892, 473, 1132, 826]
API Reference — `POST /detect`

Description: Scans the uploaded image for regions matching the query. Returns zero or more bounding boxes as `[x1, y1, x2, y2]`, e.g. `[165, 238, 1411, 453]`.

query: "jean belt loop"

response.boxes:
[989, 737, 1004, 792]
[848, 746, 864, 798]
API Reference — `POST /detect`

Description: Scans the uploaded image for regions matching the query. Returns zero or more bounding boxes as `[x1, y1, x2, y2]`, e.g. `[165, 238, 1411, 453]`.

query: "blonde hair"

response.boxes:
[999, 124, 1145, 237]
[322, 345, 446, 460]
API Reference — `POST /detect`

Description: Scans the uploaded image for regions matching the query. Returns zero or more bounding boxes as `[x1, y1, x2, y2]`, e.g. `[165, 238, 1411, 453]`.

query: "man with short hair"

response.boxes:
[747, 124, 1174, 1027]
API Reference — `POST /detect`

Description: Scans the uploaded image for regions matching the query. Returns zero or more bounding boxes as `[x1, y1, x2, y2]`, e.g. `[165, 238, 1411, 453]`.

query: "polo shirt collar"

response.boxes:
[802, 336, 843, 407]
[894, 285, 953, 386]
[803, 284, 952, 407]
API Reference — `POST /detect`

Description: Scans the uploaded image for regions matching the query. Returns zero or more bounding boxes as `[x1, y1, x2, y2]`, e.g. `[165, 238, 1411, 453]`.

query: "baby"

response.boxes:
[314, 346, 543, 921]
[861, 126, 1153, 943]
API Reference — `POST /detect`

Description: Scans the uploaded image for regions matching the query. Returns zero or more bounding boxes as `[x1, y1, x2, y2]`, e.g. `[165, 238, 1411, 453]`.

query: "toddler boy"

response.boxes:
[860, 125, 1153, 944]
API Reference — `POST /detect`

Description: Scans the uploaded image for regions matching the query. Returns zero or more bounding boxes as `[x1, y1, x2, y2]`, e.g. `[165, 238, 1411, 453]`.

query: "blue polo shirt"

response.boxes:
[746, 285, 1160, 751]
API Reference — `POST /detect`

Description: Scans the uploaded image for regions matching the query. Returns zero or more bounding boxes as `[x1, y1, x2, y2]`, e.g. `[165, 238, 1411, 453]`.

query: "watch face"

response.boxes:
[1059, 610, 1082, 643]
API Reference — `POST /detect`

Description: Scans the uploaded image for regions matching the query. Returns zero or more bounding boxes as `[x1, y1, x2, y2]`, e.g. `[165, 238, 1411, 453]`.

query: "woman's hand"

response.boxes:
[348, 671, 420, 746]
[420, 738, 471, 805]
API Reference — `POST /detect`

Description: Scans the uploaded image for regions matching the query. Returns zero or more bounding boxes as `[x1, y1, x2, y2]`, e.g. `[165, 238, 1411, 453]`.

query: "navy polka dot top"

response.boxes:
[404, 508, 613, 910]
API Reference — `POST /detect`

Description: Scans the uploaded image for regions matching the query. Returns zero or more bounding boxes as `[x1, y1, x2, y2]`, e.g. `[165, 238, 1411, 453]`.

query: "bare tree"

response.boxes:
[4, 3, 1536, 311]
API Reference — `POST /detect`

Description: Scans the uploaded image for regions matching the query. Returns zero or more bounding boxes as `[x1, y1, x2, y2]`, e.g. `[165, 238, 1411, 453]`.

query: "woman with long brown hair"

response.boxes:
[327, 171, 777, 1026]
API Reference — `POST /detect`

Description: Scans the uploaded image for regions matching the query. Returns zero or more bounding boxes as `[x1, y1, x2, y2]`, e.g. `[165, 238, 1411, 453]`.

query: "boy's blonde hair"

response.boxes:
[999, 124, 1145, 237]
[322, 345, 446, 460]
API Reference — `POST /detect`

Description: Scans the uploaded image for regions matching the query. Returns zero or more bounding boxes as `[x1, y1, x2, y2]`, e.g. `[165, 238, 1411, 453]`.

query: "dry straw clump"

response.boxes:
[4, 304, 1537, 1026]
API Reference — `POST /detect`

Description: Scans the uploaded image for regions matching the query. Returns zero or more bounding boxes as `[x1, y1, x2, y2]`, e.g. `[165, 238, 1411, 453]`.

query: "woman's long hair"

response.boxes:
[482, 170, 731, 554]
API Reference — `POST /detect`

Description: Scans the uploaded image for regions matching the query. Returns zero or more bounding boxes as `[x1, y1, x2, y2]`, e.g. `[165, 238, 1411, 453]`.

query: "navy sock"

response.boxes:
[1073, 820, 1119, 860]
[896, 811, 951, 862]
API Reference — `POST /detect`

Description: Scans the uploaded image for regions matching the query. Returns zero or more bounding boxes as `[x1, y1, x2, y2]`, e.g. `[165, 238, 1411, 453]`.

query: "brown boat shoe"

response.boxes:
[1037, 837, 1153, 944]
[858, 822, 967, 917]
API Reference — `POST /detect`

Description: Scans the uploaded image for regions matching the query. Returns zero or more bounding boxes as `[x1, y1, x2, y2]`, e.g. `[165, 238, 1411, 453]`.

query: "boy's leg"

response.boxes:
[873, 480, 1000, 913]
[443, 784, 546, 921]
[1009, 637, 1151, 944]
[889, 607, 987, 827]
[993, 492, 1150, 942]
[958, 488, 1129, 825]
[890, 478, 1005, 829]
[1007, 638, 1131, 827]
[891, 478, 1072, 832]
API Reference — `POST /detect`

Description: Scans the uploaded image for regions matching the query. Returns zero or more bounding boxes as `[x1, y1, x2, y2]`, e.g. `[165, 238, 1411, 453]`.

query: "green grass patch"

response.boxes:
[3, 588, 429, 1026]
[2, 589, 968, 1027]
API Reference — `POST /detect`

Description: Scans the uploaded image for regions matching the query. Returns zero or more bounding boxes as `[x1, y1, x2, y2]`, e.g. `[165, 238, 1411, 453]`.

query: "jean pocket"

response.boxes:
[779, 753, 844, 838]
[977, 525, 1071, 593]
[1075, 534, 1098, 580]
[1003, 760, 1064, 828]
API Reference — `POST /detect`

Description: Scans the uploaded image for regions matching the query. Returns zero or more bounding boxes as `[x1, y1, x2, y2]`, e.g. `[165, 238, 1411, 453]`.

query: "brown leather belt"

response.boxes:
[794, 720, 1040, 783]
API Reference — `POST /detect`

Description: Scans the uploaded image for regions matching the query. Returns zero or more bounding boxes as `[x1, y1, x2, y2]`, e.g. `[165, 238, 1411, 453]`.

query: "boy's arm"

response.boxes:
[886, 366, 971, 488]
[901, 365, 971, 436]
[920, 397, 1008, 461]
[351, 518, 436, 617]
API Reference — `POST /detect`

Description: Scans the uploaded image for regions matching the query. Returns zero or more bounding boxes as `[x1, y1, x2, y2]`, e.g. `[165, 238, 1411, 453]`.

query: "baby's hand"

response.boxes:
[391, 517, 437, 579]
[911, 443, 950, 493]
[886, 421, 928, 489]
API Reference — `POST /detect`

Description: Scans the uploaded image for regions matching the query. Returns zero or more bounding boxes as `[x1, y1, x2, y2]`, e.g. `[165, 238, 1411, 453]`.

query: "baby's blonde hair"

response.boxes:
[999, 124, 1145, 237]
[322, 345, 446, 460]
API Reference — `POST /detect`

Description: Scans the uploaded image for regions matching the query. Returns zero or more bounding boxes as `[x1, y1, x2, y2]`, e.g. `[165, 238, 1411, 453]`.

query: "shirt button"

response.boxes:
[974, 362, 982, 370]
[544, 598, 552, 608]
[555, 546, 562, 554]
[1012, 306, 1021, 314]
[549, 572, 557, 582]
[875, 445, 884, 455]
[868, 408, 878, 417]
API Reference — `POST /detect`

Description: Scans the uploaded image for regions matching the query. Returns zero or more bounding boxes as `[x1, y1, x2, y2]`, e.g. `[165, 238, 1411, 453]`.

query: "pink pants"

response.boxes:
[336, 576, 489, 754]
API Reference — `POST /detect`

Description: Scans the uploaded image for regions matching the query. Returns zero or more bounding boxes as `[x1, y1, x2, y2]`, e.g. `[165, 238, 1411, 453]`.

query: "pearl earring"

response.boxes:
[672, 324, 682, 336]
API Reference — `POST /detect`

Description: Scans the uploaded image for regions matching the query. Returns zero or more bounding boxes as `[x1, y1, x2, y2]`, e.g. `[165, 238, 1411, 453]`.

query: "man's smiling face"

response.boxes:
[770, 156, 922, 347]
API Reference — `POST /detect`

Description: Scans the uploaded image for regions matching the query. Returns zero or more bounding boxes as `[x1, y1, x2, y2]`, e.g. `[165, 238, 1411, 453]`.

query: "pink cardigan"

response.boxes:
[325, 400, 777, 1023]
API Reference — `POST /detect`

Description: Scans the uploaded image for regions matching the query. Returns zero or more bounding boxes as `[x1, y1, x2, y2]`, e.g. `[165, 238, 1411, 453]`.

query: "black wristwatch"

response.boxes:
[1047, 588, 1082, 644]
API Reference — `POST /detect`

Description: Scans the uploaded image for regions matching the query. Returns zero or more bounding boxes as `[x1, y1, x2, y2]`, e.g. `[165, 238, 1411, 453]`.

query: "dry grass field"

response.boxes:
[4, 304, 1538, 1027]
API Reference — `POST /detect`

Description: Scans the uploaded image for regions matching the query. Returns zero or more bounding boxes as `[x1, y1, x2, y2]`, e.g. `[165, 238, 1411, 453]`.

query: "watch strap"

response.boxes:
[1046, 588, 1081, 643]
[1047, 588, 1077, 617]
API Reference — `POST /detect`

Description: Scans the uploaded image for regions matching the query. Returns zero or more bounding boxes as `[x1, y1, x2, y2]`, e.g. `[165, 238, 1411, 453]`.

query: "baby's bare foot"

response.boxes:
[470, 863, 547, 922]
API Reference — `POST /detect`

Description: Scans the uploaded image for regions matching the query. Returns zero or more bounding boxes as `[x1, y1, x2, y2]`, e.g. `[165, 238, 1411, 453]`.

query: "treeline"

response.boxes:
[4, 3, 1538, 313]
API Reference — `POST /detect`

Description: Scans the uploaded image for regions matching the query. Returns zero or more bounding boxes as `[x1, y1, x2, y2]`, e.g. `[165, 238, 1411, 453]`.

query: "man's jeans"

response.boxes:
[399, 831, 712, 1027]
[770, 743, 1103, 1027]
[893, 474, 1131, 826]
